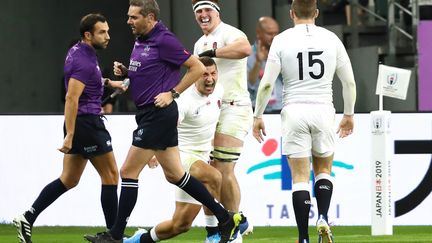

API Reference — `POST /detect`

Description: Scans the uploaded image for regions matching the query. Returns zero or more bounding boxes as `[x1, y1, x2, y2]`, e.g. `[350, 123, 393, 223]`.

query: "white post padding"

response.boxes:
[370, 110, 393, 235]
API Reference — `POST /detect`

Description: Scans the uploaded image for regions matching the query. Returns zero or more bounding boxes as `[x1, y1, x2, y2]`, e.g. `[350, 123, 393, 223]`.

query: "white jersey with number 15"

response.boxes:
[268, 24, 352, 105]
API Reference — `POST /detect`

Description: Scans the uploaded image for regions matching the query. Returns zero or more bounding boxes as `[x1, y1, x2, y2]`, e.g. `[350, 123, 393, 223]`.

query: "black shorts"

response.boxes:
[132, 101, 178, 150]
[64, 114, 113, 158]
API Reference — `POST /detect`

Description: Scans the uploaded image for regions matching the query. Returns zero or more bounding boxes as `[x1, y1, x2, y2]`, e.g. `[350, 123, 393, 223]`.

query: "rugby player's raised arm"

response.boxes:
[214, 37, 251, 59]
[175, 55, 206, 93]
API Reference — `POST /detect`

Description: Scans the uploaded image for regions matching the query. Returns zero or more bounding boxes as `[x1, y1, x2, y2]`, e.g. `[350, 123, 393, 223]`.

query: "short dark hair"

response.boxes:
[291, 0, 317, 19]
[79, 13, 107, 38]
[130, 0, 160, 20]
[199, 56, 217, 69]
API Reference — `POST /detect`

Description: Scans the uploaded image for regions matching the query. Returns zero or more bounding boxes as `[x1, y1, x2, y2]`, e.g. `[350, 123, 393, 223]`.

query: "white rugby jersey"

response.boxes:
[268, 24, 351, 105]
[177, 84, 223, 153]
[194, 22, 250, 102]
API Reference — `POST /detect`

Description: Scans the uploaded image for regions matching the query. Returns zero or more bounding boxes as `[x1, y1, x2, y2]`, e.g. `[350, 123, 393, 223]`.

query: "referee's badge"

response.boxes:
[141, 45, 150, 57]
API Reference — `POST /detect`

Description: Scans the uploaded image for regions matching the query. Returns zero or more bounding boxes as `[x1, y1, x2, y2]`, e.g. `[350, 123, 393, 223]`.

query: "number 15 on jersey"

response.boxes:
[296, 51, 325, 80]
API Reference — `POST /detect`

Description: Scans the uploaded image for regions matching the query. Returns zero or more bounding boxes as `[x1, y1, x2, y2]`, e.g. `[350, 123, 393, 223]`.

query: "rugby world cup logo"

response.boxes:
[372, 117, 383, 135]
[374, 117, 382, 129]
[387, 73, 398, 85]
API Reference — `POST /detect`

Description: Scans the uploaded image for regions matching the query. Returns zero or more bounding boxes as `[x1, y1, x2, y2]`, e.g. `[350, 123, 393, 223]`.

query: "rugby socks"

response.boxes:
[149, 227, 160, 242]
[101, 184, 118, 229]
[110, 178, 138, 240]
[175, 172, 229, 223]
[314, 173, 333, 221]
[292, 182, 311, 242]
[138, 227, 157, 243]
[205, 215, 219, 236]
[205, 226, 219, 236]
[24, 178, 67, 225]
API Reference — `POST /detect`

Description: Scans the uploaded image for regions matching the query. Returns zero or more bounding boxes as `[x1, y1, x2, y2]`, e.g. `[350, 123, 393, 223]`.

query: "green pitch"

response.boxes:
[1, 224, 431, 242]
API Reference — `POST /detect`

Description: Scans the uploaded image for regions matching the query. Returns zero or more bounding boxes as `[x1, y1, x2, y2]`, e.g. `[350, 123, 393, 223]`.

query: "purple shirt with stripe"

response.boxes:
[64, 42, 103, 115]
[127, 21, 191, 107]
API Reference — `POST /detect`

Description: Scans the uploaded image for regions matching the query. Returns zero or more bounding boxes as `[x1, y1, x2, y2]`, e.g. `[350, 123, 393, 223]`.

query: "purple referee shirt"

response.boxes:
[64, 42, 103, 115]
[127, 21, 191, 107]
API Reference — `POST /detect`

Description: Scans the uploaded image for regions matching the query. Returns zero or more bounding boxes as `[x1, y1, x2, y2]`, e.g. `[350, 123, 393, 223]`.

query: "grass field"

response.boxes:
[1, 224, 431, 243]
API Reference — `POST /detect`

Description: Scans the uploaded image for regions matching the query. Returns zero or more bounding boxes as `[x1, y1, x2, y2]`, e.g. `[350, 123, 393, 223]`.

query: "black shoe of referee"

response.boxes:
[84, 231, 122, 243]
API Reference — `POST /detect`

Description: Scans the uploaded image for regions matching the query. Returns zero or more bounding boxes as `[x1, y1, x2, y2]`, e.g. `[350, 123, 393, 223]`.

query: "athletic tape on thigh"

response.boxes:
[210, 146, 242, 162]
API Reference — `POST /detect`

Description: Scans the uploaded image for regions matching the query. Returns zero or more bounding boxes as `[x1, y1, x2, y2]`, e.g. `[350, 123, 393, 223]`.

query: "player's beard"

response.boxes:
[92, 41, 107, 50]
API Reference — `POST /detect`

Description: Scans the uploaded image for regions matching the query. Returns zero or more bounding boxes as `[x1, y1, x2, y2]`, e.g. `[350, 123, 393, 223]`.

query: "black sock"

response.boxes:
[101, 184, 118, 229]
[205, 226, 219, 236]
[175, 173, 228, 223]
[314, 177, 333, 221]
[110, 178, 138, 240]
[24, 178, 67, 225]
[140, 231, 156, 243]
[292, 190, 311, 242]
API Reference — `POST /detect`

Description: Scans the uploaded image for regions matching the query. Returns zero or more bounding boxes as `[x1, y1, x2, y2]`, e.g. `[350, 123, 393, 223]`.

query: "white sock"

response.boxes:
[315, 173, 333, 183]
[205, 215, 218, 227]
[150, 227, 160, 242]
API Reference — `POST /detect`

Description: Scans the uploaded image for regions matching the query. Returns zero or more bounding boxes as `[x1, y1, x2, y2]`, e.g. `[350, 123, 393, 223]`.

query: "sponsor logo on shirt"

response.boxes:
[129, 60, 142, 72]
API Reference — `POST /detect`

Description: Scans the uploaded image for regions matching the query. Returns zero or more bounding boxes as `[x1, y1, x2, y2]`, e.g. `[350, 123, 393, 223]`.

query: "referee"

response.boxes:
[14, 13, 127, 243]
[84, 1, 242, 243]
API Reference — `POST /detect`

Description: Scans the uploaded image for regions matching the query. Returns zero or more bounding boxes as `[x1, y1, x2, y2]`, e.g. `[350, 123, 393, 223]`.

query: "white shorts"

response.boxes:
[175, 150, 210, 205]
[281, 104, 336, 158]
[216, 103, 253, 141]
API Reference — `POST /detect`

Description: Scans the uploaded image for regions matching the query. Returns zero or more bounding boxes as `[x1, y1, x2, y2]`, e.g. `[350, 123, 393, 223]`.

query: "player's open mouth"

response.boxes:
[200, 17, 210, 24]
[205, 82, 215, 90]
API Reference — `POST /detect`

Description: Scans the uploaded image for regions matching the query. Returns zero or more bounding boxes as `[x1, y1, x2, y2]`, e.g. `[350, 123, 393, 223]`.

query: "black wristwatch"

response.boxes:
[170, 89, 180, 99]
